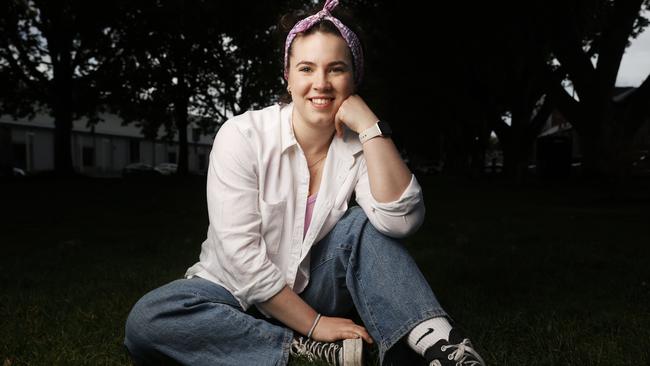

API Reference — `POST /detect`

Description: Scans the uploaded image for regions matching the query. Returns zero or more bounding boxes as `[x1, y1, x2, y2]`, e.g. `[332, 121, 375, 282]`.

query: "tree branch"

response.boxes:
[6, 33, 50, 86]
[527, 94, 553, 143]
[551, 24, 598, 105]
[595, 0, 644, 96]
[0, 43, 46, 96]
[549, 76, 584, 133]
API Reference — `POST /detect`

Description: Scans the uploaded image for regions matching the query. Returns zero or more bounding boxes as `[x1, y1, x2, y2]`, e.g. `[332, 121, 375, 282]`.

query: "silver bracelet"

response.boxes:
[307, 313, 322, 339]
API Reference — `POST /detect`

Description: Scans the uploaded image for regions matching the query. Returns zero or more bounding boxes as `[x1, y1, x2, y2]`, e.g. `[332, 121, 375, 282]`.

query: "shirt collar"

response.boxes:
[280, 102, 363, 158]
[280, 102, 297, 154]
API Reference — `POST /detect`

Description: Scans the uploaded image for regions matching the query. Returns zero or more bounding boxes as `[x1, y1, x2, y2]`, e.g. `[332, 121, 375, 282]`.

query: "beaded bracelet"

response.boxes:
[307, 313, 322, 339]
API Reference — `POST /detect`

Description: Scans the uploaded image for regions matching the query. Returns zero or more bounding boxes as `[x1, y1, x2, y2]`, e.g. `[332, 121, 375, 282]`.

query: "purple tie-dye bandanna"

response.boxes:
[283, 0, 364, 85]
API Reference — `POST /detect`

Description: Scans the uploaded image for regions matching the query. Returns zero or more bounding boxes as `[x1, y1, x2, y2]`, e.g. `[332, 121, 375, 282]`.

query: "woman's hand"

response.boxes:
[334, 94, 380, 138]
[310, 315, 375, 344]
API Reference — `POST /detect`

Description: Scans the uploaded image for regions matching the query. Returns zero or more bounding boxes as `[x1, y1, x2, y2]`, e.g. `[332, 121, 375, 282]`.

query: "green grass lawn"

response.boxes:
[1, 175, 649, 365]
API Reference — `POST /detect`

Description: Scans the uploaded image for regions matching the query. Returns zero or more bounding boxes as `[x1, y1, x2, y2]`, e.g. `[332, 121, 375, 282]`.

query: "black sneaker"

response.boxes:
[289, 336, 364, 366]
[424, 329, 485, 366]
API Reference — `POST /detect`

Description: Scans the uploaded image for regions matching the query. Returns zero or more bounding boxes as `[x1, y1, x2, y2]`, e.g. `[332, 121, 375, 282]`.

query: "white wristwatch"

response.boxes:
[358, 120, 392, 144]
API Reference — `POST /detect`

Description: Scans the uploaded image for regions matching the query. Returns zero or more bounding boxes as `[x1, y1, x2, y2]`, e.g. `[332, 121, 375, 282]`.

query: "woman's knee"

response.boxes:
[357, 217, 407, 258]
[332, 206, 370, 239]
[125, 283, 243, 353]
[336, 206, 402, 250]
[124, 294, 161, 352]
[124, 284, 188, 357]
[344, 205, 369, 224]
[343, 207, 403, 241]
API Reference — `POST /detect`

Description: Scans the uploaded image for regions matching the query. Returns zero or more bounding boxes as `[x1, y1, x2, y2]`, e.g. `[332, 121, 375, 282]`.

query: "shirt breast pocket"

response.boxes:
[259, 199, 286, 255]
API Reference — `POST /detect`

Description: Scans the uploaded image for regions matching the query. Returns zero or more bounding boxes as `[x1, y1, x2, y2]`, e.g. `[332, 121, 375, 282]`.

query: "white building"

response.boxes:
[0, 110, 214, 176]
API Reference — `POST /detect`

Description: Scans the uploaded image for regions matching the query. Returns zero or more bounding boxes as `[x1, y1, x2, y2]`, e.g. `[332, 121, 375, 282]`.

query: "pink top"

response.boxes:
[303, 193, 318, 238]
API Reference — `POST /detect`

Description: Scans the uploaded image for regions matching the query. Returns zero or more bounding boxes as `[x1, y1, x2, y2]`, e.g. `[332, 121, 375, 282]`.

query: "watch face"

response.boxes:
[378, 120, 392, 135]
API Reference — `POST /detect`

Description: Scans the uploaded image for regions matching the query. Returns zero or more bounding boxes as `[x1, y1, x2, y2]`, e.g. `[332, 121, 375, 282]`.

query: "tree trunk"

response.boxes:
[51, 37, 75, 176]
[53, 100, 74, 175]
[551, 0, 646, 184]
[505, 129, 529, 184]
[174, 75, 189, 176]
[468, 124, 489, 180]
[502, 101, 535, 184]
[578, 105, 630, 187]
[44, 4, 76, 177]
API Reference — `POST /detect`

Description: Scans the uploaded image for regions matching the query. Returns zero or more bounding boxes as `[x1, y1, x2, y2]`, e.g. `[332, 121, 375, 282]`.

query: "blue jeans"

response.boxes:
[124, 206, 448, 365]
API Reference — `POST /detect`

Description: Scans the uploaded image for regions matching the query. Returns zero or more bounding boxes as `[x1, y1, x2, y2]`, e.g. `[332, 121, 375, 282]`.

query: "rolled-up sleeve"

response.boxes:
[354, 157, 425, 238]
[205, 121, 285, 308]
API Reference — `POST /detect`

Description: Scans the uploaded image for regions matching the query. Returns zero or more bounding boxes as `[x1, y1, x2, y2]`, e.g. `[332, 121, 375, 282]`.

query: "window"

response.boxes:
[83, 146, 94, 167]
[129, 139, 140, 163]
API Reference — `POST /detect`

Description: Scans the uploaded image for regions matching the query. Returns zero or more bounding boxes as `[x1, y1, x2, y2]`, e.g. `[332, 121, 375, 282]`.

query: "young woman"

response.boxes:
[124, 1, 486, 365]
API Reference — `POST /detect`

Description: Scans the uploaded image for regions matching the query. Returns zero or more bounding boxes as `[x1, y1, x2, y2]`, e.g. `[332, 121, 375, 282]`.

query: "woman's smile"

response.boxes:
[309, 97, 335, 109]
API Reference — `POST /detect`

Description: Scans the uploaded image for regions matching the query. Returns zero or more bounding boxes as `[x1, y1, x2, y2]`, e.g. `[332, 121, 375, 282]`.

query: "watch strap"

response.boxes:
[359, 120, 389, 144]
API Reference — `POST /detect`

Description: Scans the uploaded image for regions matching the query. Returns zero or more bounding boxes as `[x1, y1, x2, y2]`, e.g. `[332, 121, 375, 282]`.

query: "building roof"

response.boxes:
[0, 111, 214, 145]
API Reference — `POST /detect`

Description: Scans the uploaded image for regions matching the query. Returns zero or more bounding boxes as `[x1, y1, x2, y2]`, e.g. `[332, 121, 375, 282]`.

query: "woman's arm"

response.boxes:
[334, 94, 411, 202]
[257, 285, 374, 344]
[335, 95, 425, 237]
[204, 121, 287, 307]
[359, 131, 412, 202]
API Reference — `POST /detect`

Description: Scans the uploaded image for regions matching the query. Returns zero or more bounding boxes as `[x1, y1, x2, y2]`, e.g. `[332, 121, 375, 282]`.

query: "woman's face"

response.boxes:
[287, 31, 355, 130]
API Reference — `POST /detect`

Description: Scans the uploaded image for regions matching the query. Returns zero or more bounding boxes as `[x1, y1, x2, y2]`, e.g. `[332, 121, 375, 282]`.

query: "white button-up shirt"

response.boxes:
[185, 102, 425, 312]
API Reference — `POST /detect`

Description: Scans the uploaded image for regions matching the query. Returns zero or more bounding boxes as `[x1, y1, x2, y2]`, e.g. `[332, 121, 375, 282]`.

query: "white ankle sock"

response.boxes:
[406, 316, 453, 356]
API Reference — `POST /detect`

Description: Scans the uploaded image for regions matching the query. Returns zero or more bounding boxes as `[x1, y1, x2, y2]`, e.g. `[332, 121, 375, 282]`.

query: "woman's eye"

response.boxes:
[331, 68, 344, 73]
[299, 67, 312, 72]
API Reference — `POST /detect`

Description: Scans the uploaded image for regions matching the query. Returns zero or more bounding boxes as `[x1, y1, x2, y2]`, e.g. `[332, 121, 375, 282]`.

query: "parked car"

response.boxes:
[154, 163, 178, 176]
[122, 163, 158, 177]
[416, 161, 444, 175]
[0, 166, 27, 177]
[12, 167, 26, 176]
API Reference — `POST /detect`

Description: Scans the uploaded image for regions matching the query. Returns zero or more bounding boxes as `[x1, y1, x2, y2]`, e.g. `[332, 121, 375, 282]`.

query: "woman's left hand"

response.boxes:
[334, 94, 380, 138]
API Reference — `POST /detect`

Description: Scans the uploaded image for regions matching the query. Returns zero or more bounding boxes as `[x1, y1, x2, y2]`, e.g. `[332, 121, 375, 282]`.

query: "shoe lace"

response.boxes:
[291, 337, 341, 365]
[440, 339, 484, 366]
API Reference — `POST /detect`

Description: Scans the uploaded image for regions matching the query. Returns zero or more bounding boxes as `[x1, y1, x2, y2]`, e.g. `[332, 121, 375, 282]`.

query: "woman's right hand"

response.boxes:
[311, 315, 374, 344]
